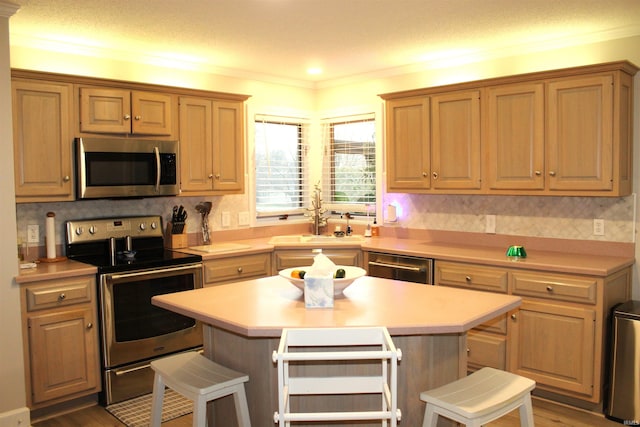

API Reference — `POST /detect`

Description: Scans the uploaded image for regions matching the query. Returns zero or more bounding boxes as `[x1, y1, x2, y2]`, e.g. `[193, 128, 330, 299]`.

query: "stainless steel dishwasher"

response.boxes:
[367, 252, 434, 284]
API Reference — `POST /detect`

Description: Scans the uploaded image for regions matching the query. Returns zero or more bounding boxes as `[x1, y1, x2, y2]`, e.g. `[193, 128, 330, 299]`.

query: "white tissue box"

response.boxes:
[304, 275, 334, 308]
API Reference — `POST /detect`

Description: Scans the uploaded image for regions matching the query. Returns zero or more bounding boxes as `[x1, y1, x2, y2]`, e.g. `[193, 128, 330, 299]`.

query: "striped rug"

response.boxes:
[106, 389, 192, 427]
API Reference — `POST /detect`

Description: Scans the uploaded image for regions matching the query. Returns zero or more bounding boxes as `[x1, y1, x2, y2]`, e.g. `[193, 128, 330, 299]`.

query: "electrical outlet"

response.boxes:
[238, 211, 251, 226]
[221, 212, 231, 228]
[485, 215, 496, 234]
[593, 219, 605, 236]
[27, 224, 39, 243]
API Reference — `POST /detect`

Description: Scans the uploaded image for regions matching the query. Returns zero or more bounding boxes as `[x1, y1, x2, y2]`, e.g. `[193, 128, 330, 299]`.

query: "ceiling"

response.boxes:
[8, 0, 640, 85]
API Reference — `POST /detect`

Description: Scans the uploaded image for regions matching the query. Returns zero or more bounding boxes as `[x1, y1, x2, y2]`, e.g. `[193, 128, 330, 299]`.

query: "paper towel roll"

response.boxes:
[45, 212, 56, 259]
[387, 204, 397, 222]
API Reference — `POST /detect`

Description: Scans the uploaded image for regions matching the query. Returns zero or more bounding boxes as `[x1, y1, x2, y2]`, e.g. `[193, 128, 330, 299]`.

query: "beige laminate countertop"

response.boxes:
[15, 259, 97, 283]
[152, 275, 521, 337]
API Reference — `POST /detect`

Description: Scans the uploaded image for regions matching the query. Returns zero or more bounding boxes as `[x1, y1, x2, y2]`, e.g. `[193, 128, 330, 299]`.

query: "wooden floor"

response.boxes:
[32, 397, 622, 427]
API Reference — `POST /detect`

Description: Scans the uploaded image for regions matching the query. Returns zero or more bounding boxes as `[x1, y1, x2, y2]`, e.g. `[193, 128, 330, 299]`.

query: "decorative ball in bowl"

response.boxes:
[278, 266, 366, 295]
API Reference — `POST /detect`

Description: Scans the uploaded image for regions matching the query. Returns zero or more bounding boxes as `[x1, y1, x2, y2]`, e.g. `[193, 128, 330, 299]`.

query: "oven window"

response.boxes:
[112, 273, 196, 342]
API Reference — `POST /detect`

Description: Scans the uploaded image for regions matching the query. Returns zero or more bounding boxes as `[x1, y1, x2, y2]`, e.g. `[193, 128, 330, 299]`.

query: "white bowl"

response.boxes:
[279, 266, 366, 295]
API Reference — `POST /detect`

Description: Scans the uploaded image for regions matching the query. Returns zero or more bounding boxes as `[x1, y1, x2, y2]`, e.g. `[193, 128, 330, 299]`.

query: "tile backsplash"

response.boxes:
[16, 193, 636, 250]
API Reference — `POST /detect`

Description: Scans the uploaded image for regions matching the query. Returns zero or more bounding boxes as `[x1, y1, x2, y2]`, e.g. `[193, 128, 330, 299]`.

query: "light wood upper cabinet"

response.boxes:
[179, 97, 244, 195]
[431, 90, 481, 190]
[381, 61, 637, 196]
[79, 87, 174, 136]
[12, 79, 74, 202]
[546, 75, 613, 192]
[385, 97, 430, 191]
[486, 82, 545, 190]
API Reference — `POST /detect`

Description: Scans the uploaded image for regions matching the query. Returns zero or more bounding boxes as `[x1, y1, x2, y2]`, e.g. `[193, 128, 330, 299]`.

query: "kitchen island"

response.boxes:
[152, 276, 521, 426]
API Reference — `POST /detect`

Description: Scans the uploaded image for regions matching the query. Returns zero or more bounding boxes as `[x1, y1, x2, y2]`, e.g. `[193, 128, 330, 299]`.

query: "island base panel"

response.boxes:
[203, 325, 466, 427]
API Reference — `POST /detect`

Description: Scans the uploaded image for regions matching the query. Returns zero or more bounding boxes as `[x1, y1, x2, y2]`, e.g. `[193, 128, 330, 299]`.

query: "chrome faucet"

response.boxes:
[307, 183, 327, 235]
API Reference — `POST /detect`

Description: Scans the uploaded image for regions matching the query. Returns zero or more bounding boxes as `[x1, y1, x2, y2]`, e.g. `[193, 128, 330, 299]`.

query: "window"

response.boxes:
[323, 116, 376, 214]
[254, 116, 308, 217]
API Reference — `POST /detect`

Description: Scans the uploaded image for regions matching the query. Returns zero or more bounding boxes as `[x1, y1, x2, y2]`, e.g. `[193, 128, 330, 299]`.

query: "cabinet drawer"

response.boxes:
[473, 313, 508, 335]
[436, 261, 508, 293]
[204, 253, 271, 285]
[25, 276, 95, 312]
[467, 331, 506, 370]
[511, 271, 597, 304]
[274, 249, 362, 271]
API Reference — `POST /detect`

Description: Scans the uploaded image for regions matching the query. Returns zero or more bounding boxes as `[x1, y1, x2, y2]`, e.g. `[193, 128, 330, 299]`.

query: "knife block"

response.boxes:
[165, 222, 188, 249]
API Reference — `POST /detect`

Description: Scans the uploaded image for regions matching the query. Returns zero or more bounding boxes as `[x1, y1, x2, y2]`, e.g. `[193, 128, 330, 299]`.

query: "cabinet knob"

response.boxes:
[534, 170, 542, 176]
[135, 115, 142, 121]
[208, 174, 213, 179]
[58, 293, 66, 301]
[511, 314, 517, 320]
[465, 276, 472, 282]
[466, 348, 470, 354]
[432, 172, 439, 180]
[86, 322, 93, 329]
[549, 171, 557, 177]
[215, 174, 221, 179]
[422, 172, 428, 178]
[63, 175, 70, 182]
[546, 285, 554, 292]
[237, 267, 243, 273]
[123, 114, 131, 121]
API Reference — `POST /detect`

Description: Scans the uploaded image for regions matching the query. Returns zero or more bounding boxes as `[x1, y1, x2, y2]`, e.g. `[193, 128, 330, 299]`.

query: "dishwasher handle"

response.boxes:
[368, 261, 424, 272]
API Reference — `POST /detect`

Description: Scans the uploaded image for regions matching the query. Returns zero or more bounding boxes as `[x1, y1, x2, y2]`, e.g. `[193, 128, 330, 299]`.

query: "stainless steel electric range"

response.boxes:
[65, 215, 203, 405]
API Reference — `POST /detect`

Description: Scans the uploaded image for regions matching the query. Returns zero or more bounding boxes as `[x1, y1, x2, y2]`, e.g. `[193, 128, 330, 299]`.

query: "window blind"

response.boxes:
[254, 115, 310, 218]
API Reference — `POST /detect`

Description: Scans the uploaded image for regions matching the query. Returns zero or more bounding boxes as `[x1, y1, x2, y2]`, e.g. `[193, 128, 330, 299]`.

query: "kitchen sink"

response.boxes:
[268, 234, 365, 245]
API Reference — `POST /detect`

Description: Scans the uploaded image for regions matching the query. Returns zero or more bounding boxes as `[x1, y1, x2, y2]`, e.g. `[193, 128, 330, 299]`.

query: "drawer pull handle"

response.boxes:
[465, 276, 472, 282]
[86, 322, 93, 329]
[546, 285, 554, 292]
[237, 267, 243, 273]
[58, 293, 66, 301]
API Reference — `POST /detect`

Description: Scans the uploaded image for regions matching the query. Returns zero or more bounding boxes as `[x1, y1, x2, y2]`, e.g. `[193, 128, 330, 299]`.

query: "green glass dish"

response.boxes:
[506, 245, 527, 258]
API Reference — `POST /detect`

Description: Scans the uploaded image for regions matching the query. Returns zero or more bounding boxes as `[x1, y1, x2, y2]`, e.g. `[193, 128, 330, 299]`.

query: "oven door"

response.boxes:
[100, 263, 203, 369]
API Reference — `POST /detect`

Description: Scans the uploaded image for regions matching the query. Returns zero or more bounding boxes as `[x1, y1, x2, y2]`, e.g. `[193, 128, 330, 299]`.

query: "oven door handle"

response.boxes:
[107, 264, 202, 281]
[154, 146, 161, 193]
[368, 261, 424, 272]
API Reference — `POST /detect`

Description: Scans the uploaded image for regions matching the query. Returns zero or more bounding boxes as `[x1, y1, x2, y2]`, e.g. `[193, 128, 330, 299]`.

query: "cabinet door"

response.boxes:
[385, 97, 430, 191]
[547, 75, 613, 191]
[509, 300, 596, 399]
[212, 100, 244, 192]
[12, 80, 74, 201]
[79, 87, 131, 133]
[179, 97, 214, 192]
[486, 82, 545, 190]
[431, 90, 481, 190]
[28, 307, 100, 404]
[131, 91, 173, 135]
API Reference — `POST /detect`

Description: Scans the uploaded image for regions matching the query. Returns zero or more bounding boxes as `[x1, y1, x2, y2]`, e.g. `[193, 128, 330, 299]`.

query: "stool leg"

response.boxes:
[150, 374, 165, 427]
[422, 404, 438, 427]
[232, 385, 252, 427]
[519, 393, 535, 427]
[193, 397, 207, 427]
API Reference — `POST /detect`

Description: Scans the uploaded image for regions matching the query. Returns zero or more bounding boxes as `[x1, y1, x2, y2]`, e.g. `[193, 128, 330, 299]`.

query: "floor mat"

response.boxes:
[106, 389, 192, 427]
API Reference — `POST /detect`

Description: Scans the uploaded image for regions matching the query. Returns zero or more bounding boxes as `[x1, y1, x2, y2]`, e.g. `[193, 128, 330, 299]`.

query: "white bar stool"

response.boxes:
[150, 351, 251, 427]
[420, 367, 535, 427]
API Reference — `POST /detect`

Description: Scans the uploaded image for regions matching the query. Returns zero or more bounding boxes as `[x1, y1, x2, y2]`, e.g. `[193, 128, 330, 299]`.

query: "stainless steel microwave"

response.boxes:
[76, 138, 180, 199]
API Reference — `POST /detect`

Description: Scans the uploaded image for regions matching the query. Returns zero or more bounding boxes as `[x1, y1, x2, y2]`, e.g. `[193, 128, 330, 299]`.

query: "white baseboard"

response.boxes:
[0, 407, 30, 427]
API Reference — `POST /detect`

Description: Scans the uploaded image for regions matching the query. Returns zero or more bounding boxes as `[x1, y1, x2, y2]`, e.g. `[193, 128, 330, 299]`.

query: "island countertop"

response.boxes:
[152, 275, 521, 337]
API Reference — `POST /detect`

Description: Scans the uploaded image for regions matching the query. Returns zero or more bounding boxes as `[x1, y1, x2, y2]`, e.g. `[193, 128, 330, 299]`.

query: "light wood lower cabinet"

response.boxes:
[20, 275, 101, 408]
[435, 260, 631, 406]
[272, 248, 362, 273]
[203, 252, 271, 286]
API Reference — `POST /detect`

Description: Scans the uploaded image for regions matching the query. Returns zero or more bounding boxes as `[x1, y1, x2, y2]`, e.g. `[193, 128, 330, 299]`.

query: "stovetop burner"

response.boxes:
[65, 215, 201, 273]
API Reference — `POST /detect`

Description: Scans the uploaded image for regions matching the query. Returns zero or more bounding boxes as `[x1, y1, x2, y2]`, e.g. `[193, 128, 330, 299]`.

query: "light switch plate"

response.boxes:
[27, 224, 39, 243]
[221, 212, 231, 228]
[485, 215, 496, 234]
[593, 219, 605, 236]
[238, 211, 251, 226]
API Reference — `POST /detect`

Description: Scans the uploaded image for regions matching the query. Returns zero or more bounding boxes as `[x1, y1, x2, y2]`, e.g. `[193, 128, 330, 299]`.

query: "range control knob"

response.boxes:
[75, 226, 84, 236]
[89, 225, 96, 234]
[139, 223, 146, 231]
[150, 221, 158, 230]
